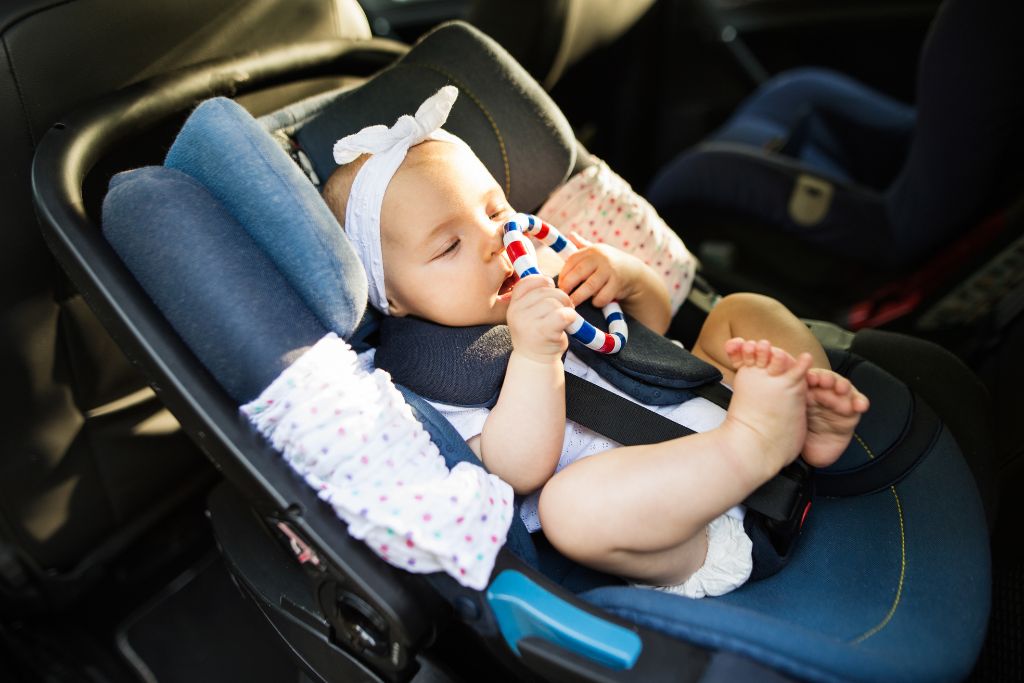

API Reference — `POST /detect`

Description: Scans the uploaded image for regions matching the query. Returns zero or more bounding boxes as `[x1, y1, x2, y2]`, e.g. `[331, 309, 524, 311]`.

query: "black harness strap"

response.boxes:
[564, 374, 808, 523]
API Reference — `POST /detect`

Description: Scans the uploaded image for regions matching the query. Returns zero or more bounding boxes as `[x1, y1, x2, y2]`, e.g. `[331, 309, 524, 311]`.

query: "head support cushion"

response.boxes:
[294, 20, 576, 212]
[164, 97, 367, 338]
[102, 166, 328, 403]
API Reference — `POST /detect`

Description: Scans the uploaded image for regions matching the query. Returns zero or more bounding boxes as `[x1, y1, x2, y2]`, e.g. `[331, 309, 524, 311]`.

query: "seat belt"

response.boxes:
[564, 374, 810, 524]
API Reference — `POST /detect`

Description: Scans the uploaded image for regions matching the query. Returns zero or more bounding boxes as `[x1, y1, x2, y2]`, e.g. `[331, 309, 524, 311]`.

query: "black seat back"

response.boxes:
[0, 0, 371, 607]
[888, 0, 1024, 258]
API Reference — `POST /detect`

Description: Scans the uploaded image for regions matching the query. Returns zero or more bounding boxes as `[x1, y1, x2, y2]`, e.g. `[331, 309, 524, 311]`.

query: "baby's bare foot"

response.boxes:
[802, 369, 871, 468]
[721, 338, 812, 484]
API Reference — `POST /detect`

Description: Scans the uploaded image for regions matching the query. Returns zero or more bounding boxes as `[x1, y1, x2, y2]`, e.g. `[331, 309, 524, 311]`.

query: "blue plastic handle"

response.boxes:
[486, 570, 642, 670]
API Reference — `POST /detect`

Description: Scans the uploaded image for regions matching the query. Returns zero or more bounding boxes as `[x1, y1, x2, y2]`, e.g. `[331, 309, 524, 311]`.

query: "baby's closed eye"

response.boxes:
[435, 238, 460, 259]
[490, 205, 513, 221]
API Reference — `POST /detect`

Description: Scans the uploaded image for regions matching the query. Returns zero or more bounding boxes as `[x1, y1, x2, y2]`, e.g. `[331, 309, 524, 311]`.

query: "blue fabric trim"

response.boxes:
[101, 167, 328, 402]
[165, 97, 368, 338]
[581, 429, 988, 683]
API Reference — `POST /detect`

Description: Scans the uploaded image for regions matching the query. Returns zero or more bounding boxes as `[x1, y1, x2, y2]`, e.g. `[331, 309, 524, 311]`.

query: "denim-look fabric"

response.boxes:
[102, 167, 329, 403]
[165, 97, 368, 338]
[582, 426, 989, 683]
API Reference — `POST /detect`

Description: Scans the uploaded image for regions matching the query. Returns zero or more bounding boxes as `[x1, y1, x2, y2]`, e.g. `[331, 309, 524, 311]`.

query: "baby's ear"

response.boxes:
[386, 296, 407, 317]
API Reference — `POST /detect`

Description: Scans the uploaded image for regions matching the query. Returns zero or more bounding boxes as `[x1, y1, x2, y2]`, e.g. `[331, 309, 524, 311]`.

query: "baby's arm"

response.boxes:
[468, 276, 577, 494]
[557, 233, 672, 335]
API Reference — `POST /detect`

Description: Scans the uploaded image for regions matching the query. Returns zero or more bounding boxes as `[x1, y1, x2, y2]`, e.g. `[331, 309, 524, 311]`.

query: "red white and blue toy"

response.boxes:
[503, 213, 628, 354]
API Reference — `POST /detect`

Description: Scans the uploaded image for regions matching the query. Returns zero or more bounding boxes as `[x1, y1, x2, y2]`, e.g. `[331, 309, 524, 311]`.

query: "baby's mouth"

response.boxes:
[498, 272, 518, 296]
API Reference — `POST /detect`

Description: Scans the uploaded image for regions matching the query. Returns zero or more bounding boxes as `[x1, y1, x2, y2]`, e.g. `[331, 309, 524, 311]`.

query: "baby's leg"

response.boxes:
[538, 339, 811, 586]
[692, 293, 829, 384]
[802, 369, 871, 467]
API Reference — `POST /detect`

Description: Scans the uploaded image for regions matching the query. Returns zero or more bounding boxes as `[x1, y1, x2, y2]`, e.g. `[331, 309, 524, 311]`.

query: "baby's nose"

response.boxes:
[486, 223, 506, 259]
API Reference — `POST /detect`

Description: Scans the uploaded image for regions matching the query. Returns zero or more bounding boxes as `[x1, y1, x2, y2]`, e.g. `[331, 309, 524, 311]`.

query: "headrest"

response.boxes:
[290, 21, 576, 212]
[107, 20, 579, 396]
[164, 97, 368, 338]
[102, 166, 328, 403]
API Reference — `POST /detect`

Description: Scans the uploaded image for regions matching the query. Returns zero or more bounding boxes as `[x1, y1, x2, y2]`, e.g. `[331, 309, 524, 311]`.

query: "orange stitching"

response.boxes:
[848, 432, 907, 643]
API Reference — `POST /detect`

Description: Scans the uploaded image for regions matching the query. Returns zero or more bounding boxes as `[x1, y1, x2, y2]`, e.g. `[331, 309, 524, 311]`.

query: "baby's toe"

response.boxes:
[792, 352, 814, 379]
[741, 340, 758, 366]
[807, 368, 835, 390]
[765, 346, 791, 375]
[754, 340, 772, 368]
[724, 337, 746, 368]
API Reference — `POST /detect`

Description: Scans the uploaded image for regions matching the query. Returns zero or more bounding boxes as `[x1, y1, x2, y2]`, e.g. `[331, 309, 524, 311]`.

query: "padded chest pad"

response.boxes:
[377, 316, 511, 408]
[375, 303, 721, 408]
[570, 303, 722, 406]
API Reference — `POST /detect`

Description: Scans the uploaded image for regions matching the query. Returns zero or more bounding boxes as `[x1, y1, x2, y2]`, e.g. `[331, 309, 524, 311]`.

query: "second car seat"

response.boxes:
[646, 0, 1024, 333]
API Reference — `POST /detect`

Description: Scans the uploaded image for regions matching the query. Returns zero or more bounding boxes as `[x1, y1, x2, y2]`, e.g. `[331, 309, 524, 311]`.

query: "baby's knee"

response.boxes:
[538, 475, 607, 562]
[708, 292, 789, 330]
[716, 292, 786, 318]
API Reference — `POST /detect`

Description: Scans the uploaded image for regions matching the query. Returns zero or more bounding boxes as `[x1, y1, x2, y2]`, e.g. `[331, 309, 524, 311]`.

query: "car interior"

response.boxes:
[2, 1, 1020, 681]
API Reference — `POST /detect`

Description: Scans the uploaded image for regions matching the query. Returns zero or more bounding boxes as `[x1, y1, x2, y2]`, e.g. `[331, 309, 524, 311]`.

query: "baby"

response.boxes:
[323, 86, 869, 598]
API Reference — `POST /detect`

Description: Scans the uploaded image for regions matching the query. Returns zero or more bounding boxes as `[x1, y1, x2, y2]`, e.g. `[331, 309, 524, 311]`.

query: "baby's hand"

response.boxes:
[507, 275, 577, 363]
[558, 233, 649, 308]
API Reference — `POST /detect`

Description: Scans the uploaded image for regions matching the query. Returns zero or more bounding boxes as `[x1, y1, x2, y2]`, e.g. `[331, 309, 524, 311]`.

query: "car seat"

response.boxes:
[34, 20, 993, 683]
[646, 0, 1024, 335]
[0, 0, 374, 611]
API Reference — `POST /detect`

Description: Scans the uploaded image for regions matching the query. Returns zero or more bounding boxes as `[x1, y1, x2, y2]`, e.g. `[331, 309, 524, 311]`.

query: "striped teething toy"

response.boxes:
[503, 213, 628, 354]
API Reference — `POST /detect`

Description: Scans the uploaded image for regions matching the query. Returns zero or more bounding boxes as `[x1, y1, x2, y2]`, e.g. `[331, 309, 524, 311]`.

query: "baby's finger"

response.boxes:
[568, 231, 593, 250]
[533, 285, 575, 310]
[591, 278, 621, 308]
[569, 271, 611, 306]
[511, 274, 554, 300]
[515, 289, 573, 328]
[539, 306, 578, 337]
[557, 253, 597, 295]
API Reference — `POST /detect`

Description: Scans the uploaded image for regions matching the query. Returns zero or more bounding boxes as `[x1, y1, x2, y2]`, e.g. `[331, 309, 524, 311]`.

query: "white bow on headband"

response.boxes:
[334, 85, 466, 314]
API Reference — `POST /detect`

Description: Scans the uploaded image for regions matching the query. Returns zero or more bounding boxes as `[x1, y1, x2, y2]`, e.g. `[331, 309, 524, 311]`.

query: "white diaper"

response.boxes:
[645, 513, 753, 599]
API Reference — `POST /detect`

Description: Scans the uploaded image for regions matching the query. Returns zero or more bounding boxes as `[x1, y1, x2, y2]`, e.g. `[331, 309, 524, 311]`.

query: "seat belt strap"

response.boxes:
[564, 374, 807, 522]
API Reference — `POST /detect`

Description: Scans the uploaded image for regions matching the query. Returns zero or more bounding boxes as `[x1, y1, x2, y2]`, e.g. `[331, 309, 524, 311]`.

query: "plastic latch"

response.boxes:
[486, 570, 642, 670]
[788, 174, 833, 227]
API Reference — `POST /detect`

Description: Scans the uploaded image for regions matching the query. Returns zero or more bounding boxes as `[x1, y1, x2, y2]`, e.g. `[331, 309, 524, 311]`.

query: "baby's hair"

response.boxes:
[322, 153, 370, 229]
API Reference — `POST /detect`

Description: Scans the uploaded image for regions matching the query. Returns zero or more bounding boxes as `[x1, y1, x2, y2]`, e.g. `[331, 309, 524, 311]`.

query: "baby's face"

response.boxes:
[379, 141, 517, 326]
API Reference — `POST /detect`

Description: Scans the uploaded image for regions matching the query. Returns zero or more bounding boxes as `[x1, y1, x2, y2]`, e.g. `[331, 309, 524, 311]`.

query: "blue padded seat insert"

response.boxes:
[583, 424, 989, 683]
[165, 97, 367, 339]
[821, 357, 911, 475]
[102, 167, 328, 403]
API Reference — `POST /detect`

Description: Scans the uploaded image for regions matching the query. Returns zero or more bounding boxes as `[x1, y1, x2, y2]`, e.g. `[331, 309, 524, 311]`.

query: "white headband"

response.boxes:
[333, 85, 465, 314]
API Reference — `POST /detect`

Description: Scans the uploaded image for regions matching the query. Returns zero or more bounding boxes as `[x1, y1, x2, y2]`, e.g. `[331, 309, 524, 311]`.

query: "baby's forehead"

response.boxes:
[402, 140, 495, 183]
